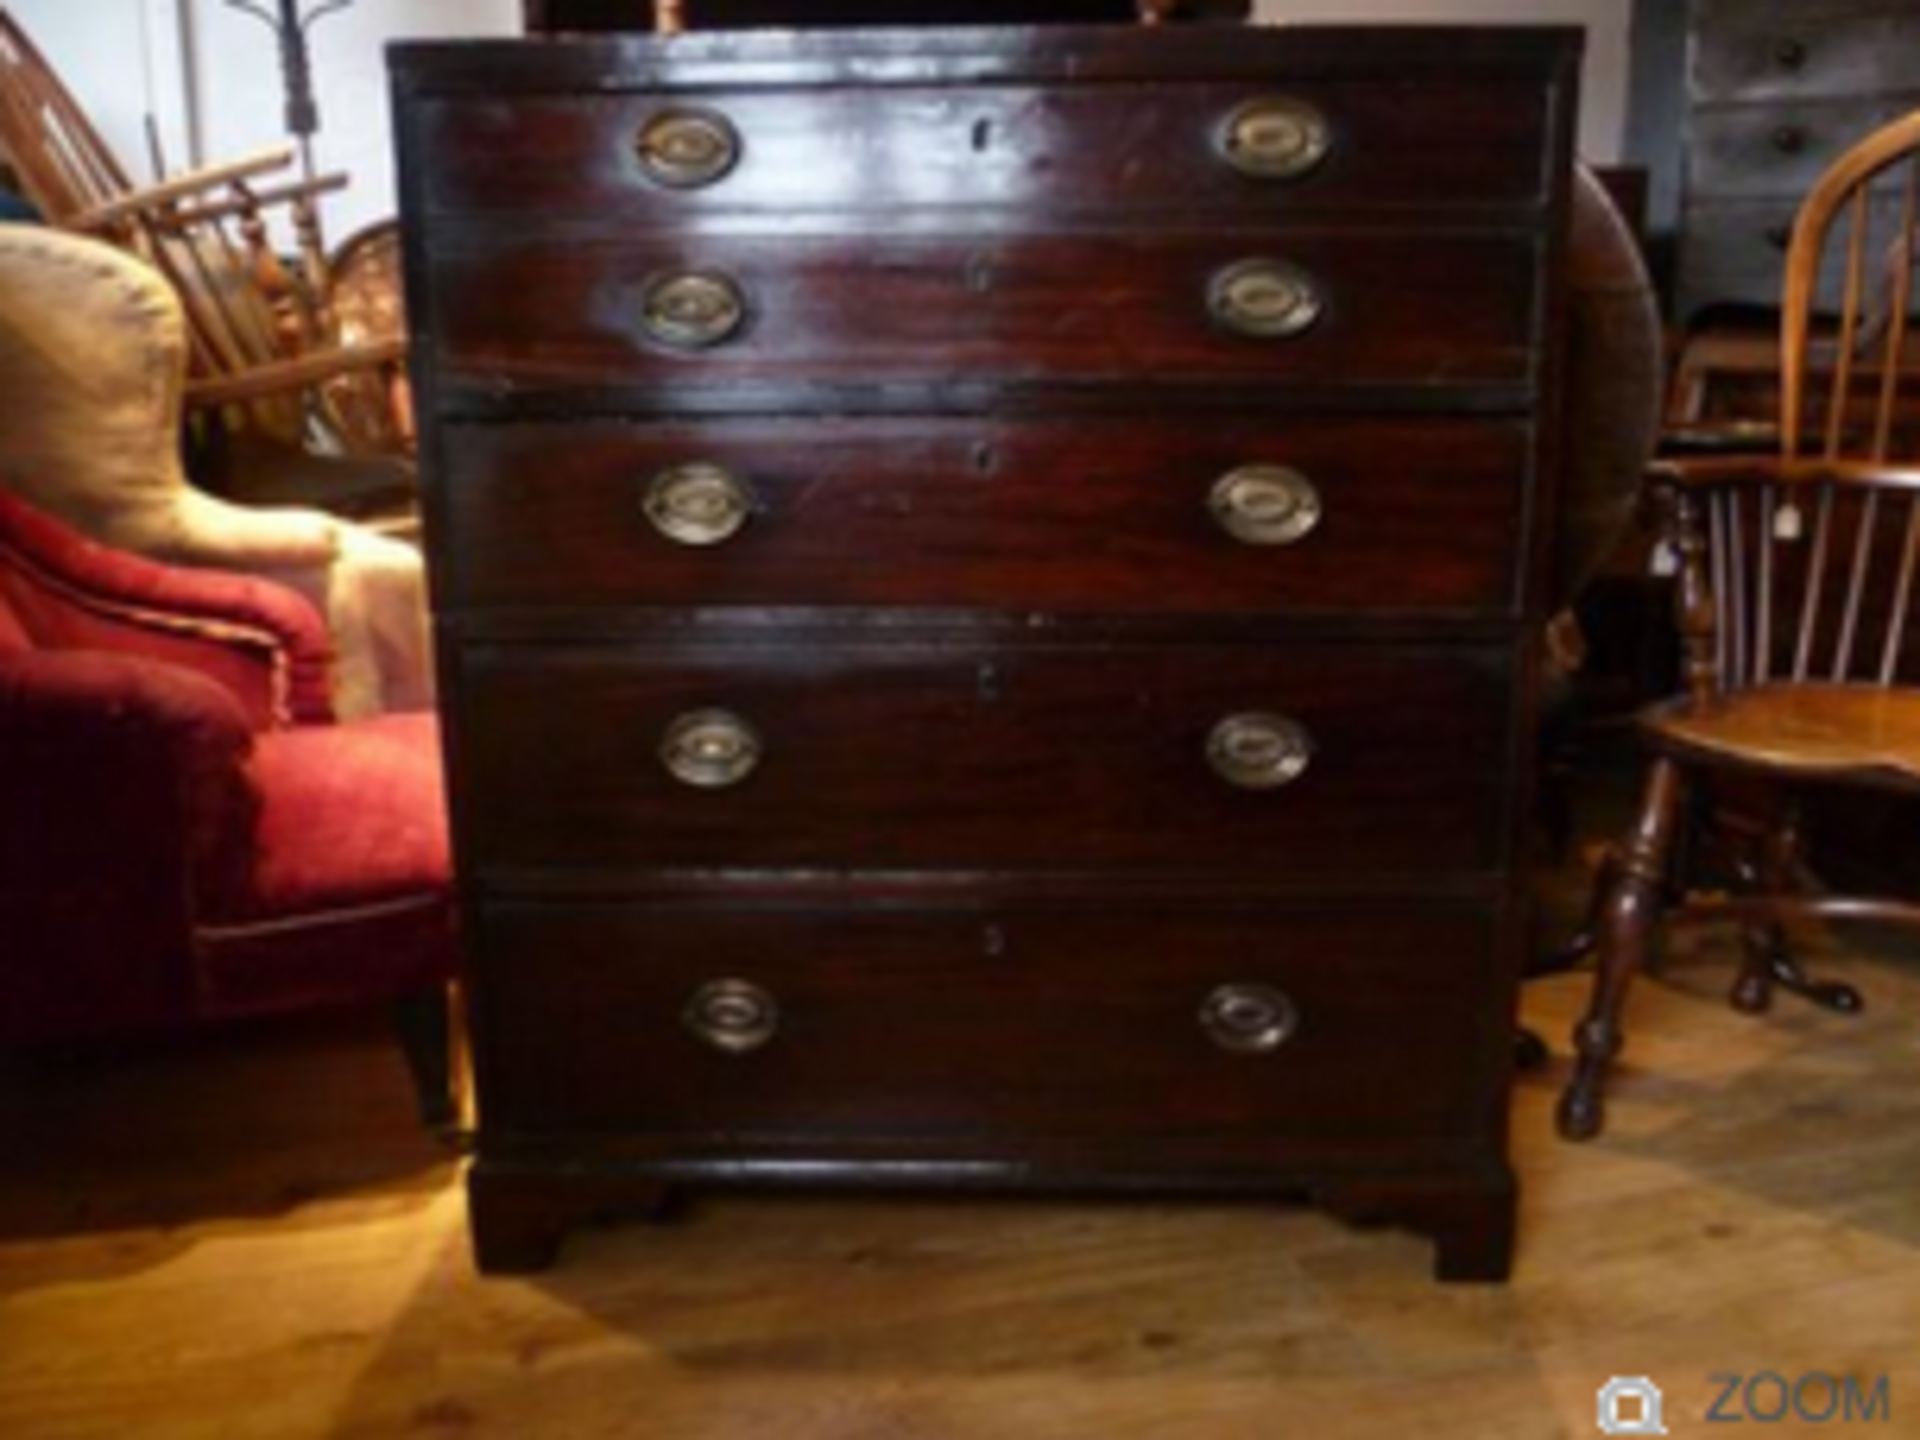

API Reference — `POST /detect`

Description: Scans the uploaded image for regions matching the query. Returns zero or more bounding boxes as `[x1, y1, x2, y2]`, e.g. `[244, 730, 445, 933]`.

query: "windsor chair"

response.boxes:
[1559, 110, 1920, 1142]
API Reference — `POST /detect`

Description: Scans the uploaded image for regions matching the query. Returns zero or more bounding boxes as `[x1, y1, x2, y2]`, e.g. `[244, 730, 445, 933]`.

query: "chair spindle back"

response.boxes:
[1685, 112, 1920, 698]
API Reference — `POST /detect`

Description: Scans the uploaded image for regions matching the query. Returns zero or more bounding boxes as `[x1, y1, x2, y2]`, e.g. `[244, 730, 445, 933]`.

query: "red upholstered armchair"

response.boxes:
[0, 488, 457, 1124]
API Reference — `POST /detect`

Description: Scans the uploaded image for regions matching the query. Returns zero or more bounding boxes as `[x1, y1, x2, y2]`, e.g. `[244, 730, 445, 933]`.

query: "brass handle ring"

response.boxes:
[640, 270, 747, 350]
[644, 463, 756, 547]
[1218, 97, 1332, 181]
[1208, 465, 1323, 546]
[635, 108, 741, 189]
[1200, 983, 1301, 1056]
[1206, 712, 1314, 791]
[1209, 259, 1324, 340]
[684, 979, 780, 1055]
[661, 709, 762, 789]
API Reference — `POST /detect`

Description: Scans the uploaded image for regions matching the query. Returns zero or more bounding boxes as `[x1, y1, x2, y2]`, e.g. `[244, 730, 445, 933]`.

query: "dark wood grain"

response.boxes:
[454, 640, 1515, 876]
[472, 898, 1493, 1142]
[392, 26, 1582, 97]
[414, 81, 1550, 221]
[426, 230, 1540, 395]
[433, 417, 1530, 617]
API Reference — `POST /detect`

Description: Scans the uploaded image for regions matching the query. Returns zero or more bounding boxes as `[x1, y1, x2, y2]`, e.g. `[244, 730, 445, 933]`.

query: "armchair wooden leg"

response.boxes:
[391, 984, 466, 1142]
[1559, 757, 1684, 1141]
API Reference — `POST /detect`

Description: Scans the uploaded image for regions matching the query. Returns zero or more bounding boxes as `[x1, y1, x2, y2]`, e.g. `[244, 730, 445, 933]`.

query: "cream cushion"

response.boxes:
[0, 224, 430, 717]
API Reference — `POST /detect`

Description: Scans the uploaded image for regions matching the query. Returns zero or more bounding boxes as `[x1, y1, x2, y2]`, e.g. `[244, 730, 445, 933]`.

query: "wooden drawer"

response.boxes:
[433, 417, 1530, 618]
[454, 640, 1515, 877]
[424, 230, 1540, 395]
[412, 79, 1552, 222]
[1685, 96, 1907, 203]
[473, 898, 1496, 1147]
[1679, 195, 1911, 318]
[1678, 198, 1796, 315]
[1690, 0, 1920, 107]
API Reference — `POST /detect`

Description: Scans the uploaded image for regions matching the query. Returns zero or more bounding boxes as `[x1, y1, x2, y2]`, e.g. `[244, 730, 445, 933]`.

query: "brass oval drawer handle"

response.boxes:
[635, 108, 741, 189]
[1200, 983, 1300, 1056]
[660, 709, 762, 789]
[1206, 712, 1314, 791]
[1209, 259, 1324, 341]
[640, 270, 747, 350]
[1218, 97, 1332, 181]
[684, 979, 780, 1055]
[1209, 465, 1323, 546]
[644, 463, 756, 547]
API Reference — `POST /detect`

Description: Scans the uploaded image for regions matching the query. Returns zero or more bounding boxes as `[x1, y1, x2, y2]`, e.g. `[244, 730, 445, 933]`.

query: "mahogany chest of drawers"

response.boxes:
[392, 23, 1580, 1281]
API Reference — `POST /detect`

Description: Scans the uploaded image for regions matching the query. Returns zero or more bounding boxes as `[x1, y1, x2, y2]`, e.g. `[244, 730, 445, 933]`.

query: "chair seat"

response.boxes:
[193, 712, 453, 1016]
[1643, 683, 1920, 790]
[241, 711, 449, 917]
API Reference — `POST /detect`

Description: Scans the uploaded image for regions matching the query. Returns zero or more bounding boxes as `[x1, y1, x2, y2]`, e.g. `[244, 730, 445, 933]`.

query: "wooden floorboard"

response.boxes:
[3, 865, 1917, 1438]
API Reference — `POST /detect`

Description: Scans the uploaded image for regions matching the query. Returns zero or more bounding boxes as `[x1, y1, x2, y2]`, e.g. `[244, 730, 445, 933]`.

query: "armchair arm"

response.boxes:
[0, 651, 260, 1043]
[0, 489, 336, 725]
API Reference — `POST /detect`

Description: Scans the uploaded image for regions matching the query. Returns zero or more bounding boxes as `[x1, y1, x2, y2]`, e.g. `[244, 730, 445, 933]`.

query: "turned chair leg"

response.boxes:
[1731, 805, 1797, 1013]
[1727, 807, 1865, 1016]
[1537, 847, 1621, 978]
[1513, 848, 1618, 1073]
[1558, 757, 1684, 1141]
[391, 983, 468, 1142]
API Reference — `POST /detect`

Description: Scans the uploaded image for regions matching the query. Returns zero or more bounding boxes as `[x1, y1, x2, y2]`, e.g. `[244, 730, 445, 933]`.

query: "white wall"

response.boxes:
[10, 0, 1629, 239]
[1253, 0, 1631, 162]
[184, 0, 520, 239]
[8, 0, 173, 182]
[8, 0, 517, 236]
